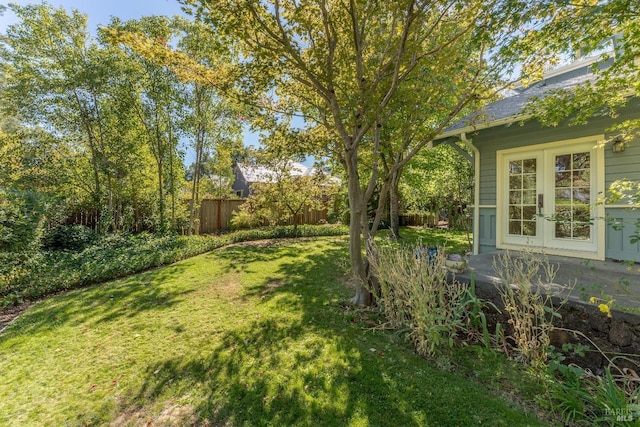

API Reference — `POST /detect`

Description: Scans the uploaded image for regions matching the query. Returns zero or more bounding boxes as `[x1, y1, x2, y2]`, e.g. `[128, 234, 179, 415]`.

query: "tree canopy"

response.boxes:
[0, 3, 245, 235]
[519, 0, 639, 143]
[178, 0, 565, 304]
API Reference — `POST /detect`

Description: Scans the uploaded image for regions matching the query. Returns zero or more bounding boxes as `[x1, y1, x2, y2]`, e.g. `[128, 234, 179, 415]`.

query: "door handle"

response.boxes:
[538, 194, 544, 214]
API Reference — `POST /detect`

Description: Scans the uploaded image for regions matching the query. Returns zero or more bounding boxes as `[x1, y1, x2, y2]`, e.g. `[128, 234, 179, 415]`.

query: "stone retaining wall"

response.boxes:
[471, 279, 640, 374]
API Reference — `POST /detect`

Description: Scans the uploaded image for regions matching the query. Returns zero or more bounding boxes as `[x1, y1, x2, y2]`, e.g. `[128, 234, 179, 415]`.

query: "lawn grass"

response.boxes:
[1, 225, 349, 307]
[0, 236, 547, 426]
[376, 226, 471, 255]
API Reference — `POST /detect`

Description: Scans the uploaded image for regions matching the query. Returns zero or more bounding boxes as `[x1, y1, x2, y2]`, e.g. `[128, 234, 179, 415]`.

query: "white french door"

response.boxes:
[502, 152, 544, 247]
[497, 137, 604, 258]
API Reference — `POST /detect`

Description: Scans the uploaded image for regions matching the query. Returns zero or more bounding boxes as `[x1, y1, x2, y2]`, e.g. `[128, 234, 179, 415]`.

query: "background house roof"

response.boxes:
[237, 162, 317, 183]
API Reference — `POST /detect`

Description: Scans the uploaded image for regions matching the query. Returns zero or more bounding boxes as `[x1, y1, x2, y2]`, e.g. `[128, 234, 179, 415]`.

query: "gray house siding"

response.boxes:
[606, 208, 640, 262]
[231, 167, 250, 198]
[469, 100, 640, 260]
[474, 100, 640, 203]
[478, 207, 497, 254]
[605, 140, 640, 188]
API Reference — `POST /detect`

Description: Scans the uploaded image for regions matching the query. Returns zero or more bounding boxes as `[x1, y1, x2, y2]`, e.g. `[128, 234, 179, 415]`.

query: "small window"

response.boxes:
[235, 190, 243, 198]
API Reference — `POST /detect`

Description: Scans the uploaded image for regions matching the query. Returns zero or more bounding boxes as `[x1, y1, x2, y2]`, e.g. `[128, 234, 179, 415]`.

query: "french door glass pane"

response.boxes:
[508, 158, 536, 236]
[554, 152, 591, 240]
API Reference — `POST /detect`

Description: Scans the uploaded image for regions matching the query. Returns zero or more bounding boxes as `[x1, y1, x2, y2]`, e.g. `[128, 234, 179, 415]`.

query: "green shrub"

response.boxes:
[229, 210, 260, 230]
[0, 190, 45, 252]
[41, 225, 99, 251]
[0, 251, 46, 307]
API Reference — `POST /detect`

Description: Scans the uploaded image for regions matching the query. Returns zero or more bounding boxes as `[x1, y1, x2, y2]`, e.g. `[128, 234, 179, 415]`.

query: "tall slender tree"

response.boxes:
[1, 4, 157, 232]
[176, 19, 243, 234]
[106, 16, 188, 233]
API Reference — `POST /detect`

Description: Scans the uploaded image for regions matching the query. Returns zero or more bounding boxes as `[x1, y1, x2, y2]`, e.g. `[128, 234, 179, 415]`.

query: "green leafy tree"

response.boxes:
[515, 0, 639, 140]
[105, 16, 189, 233]
[1, 4, 158, 232]
[402, 142, 473, 249]
[180, 0, 550, 305]
[176, 19, 243, 234]
[237, 153, 338, 229]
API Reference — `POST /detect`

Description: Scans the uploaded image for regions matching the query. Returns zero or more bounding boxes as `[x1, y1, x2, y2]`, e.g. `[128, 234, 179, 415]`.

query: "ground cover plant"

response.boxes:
[0, 224, 349, 308]
[0, 225, 468, 310]
[0, 236, 548, 426]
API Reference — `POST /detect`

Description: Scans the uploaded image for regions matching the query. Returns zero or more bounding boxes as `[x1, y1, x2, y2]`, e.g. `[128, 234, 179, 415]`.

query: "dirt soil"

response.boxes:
[0, 301, 31, 333]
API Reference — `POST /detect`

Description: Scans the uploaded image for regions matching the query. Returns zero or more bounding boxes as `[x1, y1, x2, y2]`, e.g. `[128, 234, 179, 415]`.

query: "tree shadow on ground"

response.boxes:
[117, 239, 541, 426]
[0, 263, 194, 340]
[1, 237, 544, 425]
[128, 312, 426, 426]
[114, 239, 417, 425]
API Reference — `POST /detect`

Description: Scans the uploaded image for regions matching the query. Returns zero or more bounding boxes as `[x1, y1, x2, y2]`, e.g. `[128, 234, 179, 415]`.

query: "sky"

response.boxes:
[0, 0, 274, 164]
[0, 0, 186, 33]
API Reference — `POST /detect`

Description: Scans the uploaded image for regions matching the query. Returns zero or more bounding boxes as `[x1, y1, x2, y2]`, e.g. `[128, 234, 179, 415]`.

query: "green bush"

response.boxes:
[229, 210, 260, 230]
[0, 190, 45, 252]
[41, 225, 99, 251]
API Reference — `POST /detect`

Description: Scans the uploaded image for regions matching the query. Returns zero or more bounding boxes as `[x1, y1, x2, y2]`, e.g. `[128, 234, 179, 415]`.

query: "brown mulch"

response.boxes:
[0, 302, 31, 333]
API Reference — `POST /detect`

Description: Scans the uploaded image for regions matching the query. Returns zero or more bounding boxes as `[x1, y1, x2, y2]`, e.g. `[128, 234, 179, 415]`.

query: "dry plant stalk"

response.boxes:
[369, 244, 467, 357]
[493, 250, 568, 367]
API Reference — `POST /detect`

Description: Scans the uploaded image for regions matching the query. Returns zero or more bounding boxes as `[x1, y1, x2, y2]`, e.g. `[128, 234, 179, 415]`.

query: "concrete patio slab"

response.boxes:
[453, 251, 640, 312]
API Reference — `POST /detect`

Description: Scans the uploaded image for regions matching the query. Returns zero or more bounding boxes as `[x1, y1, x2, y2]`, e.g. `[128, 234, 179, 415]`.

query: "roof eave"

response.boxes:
[434, 113, 533, 141]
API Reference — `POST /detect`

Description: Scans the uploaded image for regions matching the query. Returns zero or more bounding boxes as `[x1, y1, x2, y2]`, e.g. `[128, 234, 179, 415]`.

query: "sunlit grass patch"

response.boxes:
[376, 226, 471, 255]
[0, 236, 547, 426]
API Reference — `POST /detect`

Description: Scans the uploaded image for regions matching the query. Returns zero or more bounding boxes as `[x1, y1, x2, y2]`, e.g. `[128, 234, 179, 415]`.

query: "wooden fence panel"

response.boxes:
[64, 200, 328, 234]
[196, 199, 245, 234]
[195, 199, 328, 233]
[290, 205, 328, 226]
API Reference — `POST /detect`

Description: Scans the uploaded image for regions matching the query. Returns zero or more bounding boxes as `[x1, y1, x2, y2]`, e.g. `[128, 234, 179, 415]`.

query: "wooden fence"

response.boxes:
[63, 199, 329, 234]
[284, 204, 329, 227]
[398, 213, 439, 228]
[194, 199, 245, 234]
[194, 199, 329, 234]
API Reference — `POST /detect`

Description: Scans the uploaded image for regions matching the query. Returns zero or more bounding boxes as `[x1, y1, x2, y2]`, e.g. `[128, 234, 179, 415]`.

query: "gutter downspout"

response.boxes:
[460, 132, 480, 255]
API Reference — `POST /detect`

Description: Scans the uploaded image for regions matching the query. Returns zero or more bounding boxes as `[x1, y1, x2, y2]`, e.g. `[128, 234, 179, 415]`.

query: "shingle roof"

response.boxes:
[436, 59, 601, 140]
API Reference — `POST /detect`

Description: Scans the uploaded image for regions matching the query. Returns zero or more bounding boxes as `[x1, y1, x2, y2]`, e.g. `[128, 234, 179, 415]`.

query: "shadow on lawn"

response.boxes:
[0, 263, 194, 340]
[2, 237, 540, 425]
[120, 238, 428, 426]
[132, 319, 423, 426]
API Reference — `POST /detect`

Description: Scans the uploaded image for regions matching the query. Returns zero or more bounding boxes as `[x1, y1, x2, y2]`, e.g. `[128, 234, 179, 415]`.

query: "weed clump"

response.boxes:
[492, 250, 568, 367]
[369, 244, 468, 356]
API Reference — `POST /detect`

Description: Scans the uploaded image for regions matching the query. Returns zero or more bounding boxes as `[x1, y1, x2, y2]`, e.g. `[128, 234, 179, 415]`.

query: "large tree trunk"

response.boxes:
[346, 150, 372, 306]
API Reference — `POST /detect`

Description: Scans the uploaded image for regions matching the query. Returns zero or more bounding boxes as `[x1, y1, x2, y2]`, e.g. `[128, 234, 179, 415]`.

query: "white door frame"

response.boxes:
[496, 135, 605, 260]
